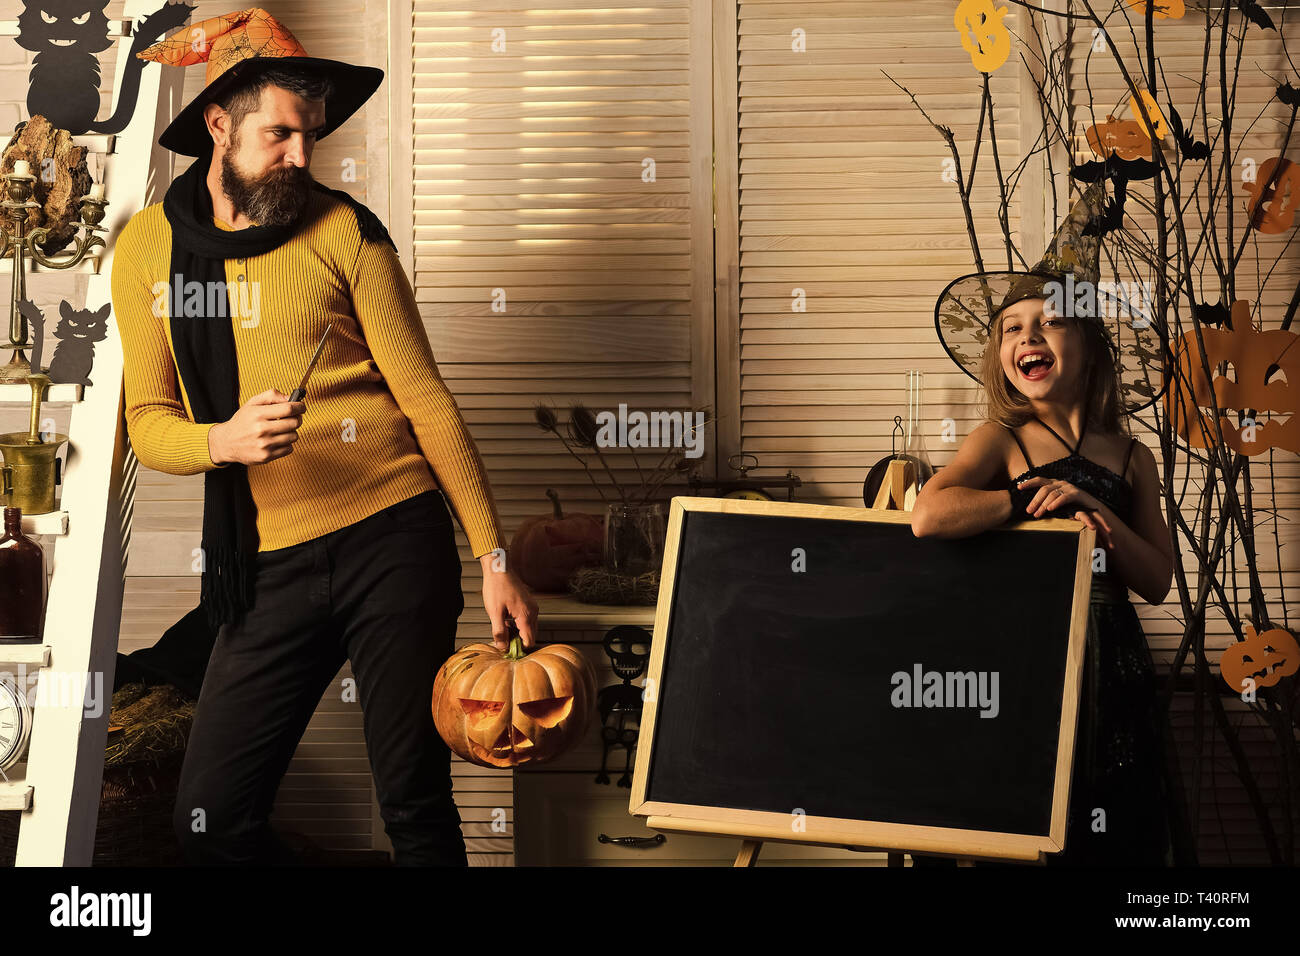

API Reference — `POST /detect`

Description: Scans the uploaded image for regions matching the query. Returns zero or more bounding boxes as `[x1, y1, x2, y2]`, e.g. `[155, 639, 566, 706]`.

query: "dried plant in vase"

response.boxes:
[532, 401, 713, 602]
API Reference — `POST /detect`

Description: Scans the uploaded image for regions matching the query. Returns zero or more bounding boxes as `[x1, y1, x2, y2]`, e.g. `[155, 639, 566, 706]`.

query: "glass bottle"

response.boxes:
[0, 507, 46, 644]
[903, 370, 936, 492]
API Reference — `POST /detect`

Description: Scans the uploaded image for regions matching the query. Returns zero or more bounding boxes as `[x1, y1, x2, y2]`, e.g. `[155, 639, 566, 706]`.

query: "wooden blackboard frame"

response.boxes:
[628, 496, 1097, 863]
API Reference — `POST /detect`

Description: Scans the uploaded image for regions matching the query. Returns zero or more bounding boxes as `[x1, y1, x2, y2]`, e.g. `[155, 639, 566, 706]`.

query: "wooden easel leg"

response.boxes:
[734, 840, 762, 867]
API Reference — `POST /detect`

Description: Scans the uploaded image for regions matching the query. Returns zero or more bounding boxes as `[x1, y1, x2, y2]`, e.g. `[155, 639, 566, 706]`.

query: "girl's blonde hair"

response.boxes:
[978, 300, 1129, 436]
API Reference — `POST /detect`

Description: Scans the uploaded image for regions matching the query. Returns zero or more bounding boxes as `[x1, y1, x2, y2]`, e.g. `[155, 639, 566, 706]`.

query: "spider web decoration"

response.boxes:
[135, 7, 308, 85]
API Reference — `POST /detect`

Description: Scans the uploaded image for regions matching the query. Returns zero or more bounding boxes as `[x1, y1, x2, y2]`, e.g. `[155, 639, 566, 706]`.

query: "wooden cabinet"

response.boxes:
[518, 596, 883, 866]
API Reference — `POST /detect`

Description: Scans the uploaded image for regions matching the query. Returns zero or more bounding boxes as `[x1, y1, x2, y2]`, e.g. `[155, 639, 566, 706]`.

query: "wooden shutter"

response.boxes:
[396, 0, 714, 865]
[724, 1, 1025, 512]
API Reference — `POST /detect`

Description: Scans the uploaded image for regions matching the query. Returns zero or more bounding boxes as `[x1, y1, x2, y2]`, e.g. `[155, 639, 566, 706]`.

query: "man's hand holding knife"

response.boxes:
[207, 321, 332, 467]
[205, 319, 539, 650]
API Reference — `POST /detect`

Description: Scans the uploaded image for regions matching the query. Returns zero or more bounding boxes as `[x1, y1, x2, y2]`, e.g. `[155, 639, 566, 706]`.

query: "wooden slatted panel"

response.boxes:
[1065, 4, 1300, 864]
[735, 0, 1025, 507]
[404, 0, 712, 865]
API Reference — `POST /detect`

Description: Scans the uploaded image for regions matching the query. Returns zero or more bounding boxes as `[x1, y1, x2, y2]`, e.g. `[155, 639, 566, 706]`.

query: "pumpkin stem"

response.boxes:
[504, 633, 528, 660]
[546, 487, 563, 518]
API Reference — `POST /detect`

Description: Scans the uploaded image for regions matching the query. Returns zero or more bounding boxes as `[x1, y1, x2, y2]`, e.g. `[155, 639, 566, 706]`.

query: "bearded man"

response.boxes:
[111, 8, 537, 866]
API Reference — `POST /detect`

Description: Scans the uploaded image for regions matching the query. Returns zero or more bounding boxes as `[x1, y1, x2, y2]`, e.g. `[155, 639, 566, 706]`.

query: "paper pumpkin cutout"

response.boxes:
[1166, 299, 1299, 455]
[1128, 0, 1190, 18]
[1243, 156, 1300, 234]
[953, 0, 1012, 73]
[432, 637, 597, 768]
[1124, 0, 1186, 19]
[1220, 623, 1299, 693]
[1128, 90, 1169, 140]
[1086, 115, 1153, 161]
[13, 1, 193, 135]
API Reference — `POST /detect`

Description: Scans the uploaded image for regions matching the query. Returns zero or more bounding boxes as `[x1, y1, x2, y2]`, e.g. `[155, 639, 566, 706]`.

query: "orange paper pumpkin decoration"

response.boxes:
[1243, 157, 1300, 234]
[1128, 90, 1169, 140]
[1124, 0, 1186, 20]
[432, 637, 598, 768]
[1220, 623, 1300, 693]
[954, 0, 1012, 73]
[1086, 115, 1153, 160]
[1166, 299, 1300, 455]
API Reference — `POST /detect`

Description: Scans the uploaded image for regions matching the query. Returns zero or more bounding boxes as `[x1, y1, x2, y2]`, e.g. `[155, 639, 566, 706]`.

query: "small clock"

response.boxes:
[0, 677, 33, 774]
[722, 489, 773, 501]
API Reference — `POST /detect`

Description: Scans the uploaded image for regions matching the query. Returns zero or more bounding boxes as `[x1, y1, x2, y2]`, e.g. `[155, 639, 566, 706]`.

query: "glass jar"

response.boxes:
[603, 503, 666, 576]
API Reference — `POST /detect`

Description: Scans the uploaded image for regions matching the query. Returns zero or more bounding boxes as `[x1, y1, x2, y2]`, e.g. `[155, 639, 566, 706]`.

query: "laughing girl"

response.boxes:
[912, 183, 1192, 866]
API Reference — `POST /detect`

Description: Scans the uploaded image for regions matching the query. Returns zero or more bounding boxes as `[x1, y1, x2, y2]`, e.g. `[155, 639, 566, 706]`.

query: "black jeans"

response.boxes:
[173, 489, 468, 866]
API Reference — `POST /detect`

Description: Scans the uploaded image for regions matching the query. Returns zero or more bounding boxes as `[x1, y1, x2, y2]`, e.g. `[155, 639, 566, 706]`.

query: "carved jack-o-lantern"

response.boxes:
[432, 636, 598, 768]
[954, 0, 1012, 73]
[1220, 623, 1299, 693]
[1166, 299, 1300, 455]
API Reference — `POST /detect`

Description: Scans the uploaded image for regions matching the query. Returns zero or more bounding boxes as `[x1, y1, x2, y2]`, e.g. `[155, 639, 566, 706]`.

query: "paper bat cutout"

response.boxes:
[1071, 156, 1158, 183]
[1238, 0, 1275, 31]
[1167, 105, 1211, 161]
[1192, 298, 1232, 328]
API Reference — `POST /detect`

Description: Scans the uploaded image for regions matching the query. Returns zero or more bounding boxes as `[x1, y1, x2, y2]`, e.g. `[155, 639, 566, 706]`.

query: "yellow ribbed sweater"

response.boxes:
[110, 189, 506, 558]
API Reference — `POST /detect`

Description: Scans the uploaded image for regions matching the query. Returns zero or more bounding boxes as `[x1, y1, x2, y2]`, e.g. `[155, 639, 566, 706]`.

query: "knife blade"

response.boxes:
[289, 321, 333, 403]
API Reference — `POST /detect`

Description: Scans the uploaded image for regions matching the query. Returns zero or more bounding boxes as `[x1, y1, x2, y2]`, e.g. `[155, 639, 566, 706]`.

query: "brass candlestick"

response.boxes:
[1, 163, 109, 385]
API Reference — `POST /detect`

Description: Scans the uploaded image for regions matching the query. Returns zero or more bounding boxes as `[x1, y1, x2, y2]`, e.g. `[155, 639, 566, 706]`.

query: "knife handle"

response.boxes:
[288, 387, 306, 403]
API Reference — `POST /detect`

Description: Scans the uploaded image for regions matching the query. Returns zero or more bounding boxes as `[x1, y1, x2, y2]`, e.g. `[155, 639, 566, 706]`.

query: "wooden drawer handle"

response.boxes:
[598, 833, 667, 849]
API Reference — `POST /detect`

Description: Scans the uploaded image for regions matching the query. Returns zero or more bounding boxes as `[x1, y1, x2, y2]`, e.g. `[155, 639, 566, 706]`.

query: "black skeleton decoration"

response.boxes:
[18, 297, 110, 386]
[595, 625, 651, 788]
[13, 0, 194, 135]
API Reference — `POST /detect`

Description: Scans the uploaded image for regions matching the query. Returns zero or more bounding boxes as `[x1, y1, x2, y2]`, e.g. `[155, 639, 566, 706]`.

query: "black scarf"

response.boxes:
[162, 144, 395, 633]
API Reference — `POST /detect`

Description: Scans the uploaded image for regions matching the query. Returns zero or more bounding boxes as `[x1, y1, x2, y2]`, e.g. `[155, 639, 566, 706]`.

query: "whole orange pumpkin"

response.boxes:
[432, 635, 598, 768]
[507, 489, 604, 592]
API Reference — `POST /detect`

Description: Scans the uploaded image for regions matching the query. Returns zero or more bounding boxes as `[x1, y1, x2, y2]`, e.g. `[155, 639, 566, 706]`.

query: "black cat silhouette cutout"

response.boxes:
[18, 297, 110, 387]
[14, 0, 194, 135]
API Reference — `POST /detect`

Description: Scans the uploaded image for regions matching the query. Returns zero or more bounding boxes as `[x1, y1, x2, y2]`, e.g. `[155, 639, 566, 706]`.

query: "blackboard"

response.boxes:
[629, 497, 1093, 861]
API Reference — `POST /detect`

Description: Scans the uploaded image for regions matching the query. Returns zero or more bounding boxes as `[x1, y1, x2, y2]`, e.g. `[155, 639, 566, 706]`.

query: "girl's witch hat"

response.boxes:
[932, 181, 1165, 416]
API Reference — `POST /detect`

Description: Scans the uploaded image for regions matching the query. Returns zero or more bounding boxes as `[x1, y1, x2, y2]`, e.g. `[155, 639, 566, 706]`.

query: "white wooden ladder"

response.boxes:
[0, 0, 185, 865]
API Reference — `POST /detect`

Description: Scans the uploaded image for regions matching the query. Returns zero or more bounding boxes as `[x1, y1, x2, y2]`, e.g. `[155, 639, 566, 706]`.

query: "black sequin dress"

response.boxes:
[1004, 413, 1184, 866]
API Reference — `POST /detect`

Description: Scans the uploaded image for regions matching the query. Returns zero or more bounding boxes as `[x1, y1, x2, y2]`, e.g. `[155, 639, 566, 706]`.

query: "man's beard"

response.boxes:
[219, 140, 313, 227]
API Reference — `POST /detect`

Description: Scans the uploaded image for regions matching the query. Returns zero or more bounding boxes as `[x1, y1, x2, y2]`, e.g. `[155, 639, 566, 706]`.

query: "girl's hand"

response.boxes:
[1073, 508, 1114, 550]
[1015, 476, 1103, 518]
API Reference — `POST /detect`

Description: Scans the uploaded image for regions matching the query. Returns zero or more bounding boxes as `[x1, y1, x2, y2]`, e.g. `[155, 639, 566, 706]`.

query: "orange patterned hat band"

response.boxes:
[135, 7, 309, 87]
